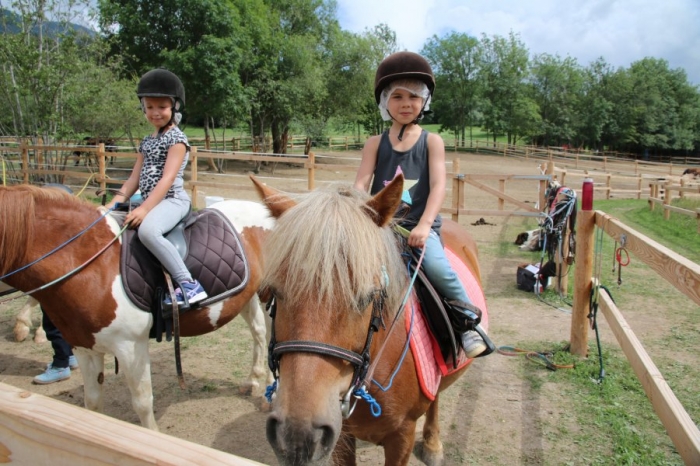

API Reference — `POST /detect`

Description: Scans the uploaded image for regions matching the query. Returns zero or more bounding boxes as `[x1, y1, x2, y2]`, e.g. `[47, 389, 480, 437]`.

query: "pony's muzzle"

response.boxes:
[266, 414, 338, 465]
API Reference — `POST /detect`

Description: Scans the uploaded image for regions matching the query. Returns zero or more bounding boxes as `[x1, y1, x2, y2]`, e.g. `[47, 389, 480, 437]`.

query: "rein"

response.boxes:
[0, 207, 115, 283]
[0, 220, 128, 305]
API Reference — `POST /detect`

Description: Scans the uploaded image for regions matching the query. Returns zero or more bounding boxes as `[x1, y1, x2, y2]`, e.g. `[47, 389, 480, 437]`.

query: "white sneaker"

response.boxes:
[461, 330, 487, 358]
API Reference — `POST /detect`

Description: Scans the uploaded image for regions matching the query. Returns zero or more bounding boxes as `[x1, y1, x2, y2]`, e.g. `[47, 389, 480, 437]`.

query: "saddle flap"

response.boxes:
[119, 208, 249, 313]
[408, 261, 459, 364]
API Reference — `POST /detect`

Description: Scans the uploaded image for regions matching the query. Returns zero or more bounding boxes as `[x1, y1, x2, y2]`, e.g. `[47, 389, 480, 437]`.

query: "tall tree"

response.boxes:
[478, 32, 534, 144]
[528, 53, 584, 146]
[422, 32, 481, 146]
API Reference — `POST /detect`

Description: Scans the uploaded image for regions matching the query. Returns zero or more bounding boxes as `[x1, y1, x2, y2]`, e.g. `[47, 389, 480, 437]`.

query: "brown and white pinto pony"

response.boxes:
[252, 175, 481, 466]
[0, 185, 273, 430]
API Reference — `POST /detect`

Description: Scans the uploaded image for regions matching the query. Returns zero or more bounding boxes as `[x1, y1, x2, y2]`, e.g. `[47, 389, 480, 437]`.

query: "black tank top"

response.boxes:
[370, 130, 442, 232]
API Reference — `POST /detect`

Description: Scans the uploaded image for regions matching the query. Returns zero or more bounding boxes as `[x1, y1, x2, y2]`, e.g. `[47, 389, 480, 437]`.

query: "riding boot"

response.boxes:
[445, 300, 496, 358]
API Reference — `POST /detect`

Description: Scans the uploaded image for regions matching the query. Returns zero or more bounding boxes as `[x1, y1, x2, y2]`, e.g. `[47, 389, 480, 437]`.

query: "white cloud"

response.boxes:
[337, 0, 700, 85]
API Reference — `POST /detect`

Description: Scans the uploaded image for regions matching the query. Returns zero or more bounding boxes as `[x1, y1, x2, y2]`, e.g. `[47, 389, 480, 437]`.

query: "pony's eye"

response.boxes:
[355, 291, 377, 311]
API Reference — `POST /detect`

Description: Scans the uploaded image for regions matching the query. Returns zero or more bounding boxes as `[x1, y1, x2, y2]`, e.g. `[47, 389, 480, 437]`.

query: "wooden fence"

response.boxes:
[571, 209, 700, 465]
[3, 142, 698, 228]
[0, 383, 262, 465]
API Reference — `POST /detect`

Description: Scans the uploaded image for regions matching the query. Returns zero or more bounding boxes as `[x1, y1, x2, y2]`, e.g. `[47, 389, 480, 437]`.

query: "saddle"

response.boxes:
[401, 236, 494, 367]
[114, 207, 250, 341]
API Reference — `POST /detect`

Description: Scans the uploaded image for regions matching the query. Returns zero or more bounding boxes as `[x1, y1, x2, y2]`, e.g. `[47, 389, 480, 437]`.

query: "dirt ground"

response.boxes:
[0, 151, 684, 465]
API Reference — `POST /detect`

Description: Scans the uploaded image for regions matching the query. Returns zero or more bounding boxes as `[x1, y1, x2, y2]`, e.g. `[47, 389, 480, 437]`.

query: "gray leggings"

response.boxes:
[138, 197, 192, 284]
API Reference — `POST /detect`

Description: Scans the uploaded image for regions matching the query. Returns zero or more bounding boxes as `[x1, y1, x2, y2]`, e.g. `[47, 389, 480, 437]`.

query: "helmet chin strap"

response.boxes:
[390, 101, 428, 141]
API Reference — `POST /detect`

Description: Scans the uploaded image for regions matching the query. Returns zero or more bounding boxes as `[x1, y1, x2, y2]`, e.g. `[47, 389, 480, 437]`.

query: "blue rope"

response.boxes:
[265, 380, 277, 403]
[371, 300, 414, 392]
[0, 206, 115, 281]
[353, 387, 381, 417]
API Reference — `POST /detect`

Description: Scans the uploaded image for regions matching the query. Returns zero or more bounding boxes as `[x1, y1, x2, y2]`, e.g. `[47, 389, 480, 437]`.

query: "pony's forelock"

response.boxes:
[262, 185, 406, 312]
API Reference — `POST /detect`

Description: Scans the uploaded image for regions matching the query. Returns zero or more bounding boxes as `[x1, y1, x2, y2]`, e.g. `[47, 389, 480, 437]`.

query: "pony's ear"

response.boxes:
[364, 173, 403, 227]
[249, 175, 296, 218]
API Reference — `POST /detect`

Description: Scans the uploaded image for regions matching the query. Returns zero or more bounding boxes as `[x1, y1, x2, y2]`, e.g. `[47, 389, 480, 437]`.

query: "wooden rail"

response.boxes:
[0, 383, 263, 465]
[570, 209, 700, 464]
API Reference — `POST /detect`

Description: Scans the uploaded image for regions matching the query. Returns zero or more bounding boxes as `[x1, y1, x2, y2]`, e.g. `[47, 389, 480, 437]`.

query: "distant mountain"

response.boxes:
[0, 8, 96, 37]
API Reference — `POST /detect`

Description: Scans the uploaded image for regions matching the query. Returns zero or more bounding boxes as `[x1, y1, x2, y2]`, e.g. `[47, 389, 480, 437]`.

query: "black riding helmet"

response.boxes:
[374, 52, 435, 140]
[137, 68, 185, 111]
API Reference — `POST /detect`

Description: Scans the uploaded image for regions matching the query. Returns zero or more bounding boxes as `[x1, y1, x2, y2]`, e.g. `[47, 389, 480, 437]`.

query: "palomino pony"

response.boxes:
[0, 185, 273, 430]
[252, 175, 486, 465]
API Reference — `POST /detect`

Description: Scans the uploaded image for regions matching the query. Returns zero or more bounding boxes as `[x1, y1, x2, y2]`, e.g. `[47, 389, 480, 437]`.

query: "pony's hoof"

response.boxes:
[414, 440, 444, 466]
[13, 324, 29, 342]
[239, 380, 264, 397]
[34, 331, 47, 344]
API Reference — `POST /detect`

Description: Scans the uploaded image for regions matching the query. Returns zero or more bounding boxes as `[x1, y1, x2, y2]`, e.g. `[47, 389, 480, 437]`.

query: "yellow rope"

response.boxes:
[76, 173, 95, 197]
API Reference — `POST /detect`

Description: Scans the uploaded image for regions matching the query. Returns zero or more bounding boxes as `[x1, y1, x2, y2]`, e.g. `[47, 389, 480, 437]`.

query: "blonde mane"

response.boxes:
[262, 185, 407, 313]
[0, 185, 94, 275]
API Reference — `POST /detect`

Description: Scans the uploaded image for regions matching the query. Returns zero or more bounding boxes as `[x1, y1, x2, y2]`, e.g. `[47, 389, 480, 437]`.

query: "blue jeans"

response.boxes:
[138, 197, 192, 283]
[418, 229, 473, 306]
[42, 308, 73, 369]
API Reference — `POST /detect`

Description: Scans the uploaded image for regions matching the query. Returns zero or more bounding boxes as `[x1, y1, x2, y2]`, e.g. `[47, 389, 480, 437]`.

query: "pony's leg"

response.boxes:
[113, 339, 158, 430]
[383, 421, 419, 466]
[74, 349, 106, 414]
[238, 294, 272, 397]
[419, 396, 444, 466]
[13, 297, 47, 343]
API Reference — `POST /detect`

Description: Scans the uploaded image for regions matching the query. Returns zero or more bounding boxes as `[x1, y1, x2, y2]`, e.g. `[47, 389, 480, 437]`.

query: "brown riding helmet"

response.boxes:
[374, 51, 435, 104]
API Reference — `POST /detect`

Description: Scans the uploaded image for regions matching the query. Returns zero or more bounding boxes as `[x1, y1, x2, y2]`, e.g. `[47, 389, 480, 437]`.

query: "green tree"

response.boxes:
[528, 53, 584, 147]
[478, 32, 535, 144]
[422, 32, 481, 147]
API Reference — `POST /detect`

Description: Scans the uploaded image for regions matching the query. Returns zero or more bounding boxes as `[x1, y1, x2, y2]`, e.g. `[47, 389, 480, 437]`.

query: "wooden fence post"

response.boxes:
[307, 152, 315, 191]
[663, 180, 671, 220]
[190, 146, 198, 209]
[21, 143, 29, 184]
[637, 174, 642, 200]
[451, 157, 462, 222]
[498, 179, 505, 211]
[570, 209, 595, 356]
[606, 173, 612, 199]
[98, 143, 106, 193]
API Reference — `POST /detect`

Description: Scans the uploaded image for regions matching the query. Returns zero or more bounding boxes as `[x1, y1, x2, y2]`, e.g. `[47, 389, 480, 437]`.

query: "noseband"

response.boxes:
[266, 288, 387, 418]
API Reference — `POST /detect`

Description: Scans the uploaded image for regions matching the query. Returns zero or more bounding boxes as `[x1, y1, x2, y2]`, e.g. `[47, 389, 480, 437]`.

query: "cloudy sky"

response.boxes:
[336, 0, 700, 85]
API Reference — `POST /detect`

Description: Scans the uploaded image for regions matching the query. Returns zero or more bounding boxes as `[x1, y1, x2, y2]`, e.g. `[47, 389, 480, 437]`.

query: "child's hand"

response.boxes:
[125, 206, 149, 228]
[408, 224, 430, 248]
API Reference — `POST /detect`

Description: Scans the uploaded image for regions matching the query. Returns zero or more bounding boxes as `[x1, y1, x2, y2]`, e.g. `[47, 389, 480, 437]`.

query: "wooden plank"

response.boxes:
[463, 178, 541, 212]
[597, 291, 700, 465]
[595, 211, 700, 306]
[663, 204, 696, 217]
[0, 383, 264, 466]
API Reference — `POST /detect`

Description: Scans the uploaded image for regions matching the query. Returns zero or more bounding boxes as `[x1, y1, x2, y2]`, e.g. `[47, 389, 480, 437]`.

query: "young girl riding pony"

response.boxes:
[107, 69, 206, 306]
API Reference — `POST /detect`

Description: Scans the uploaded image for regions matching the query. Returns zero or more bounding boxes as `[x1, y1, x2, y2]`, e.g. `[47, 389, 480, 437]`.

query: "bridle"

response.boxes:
[266, 287, 387, 419]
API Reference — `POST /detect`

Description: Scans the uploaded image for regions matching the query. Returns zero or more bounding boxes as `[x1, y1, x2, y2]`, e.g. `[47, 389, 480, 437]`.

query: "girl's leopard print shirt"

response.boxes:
[138, 127, 190, 201]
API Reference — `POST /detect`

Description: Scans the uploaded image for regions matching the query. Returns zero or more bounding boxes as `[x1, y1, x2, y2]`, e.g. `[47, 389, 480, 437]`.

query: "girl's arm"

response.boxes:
[125, 142, 187, 227]
[353, 135, 381, 191]
[408, 133, 446, 247]
[105, 154, 143, 208]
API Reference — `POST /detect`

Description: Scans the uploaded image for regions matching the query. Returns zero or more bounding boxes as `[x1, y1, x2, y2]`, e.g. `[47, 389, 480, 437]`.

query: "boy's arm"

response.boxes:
[420, 133, 447, 227]
[353, 135, 381, 191]
[407, 133, 446, 248]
